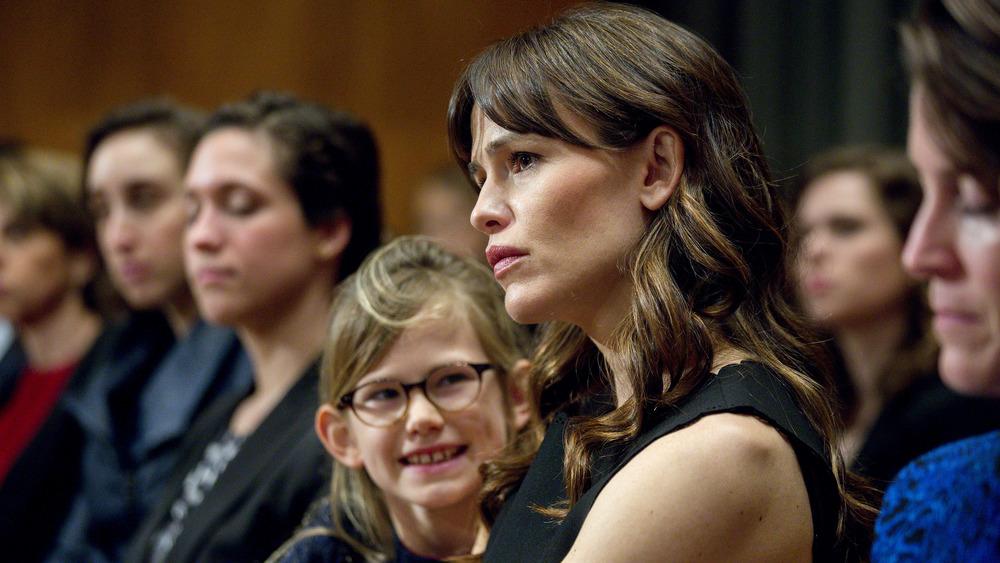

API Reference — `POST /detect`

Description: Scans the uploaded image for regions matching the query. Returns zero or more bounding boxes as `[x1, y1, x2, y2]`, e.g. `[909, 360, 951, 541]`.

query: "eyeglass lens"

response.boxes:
[350, 363, 486, 426]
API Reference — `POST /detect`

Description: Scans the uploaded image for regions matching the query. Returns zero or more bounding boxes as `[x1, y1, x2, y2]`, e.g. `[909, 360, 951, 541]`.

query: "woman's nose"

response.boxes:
[901, 200, 962, 281]
[470, 181, 511, 235]
[105, 209, 138, 252]
[185, 204, 223, 252]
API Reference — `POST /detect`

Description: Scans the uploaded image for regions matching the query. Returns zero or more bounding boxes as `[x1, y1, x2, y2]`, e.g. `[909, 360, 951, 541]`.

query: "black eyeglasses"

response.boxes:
[337, 362, 497, 427]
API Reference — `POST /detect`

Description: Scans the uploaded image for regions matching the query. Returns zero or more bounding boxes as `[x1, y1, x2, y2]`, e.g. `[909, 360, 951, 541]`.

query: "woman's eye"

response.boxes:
[183, 196, 201, 224]
[2, 220, 33, 243]
[828, 217, 862, 236]
[224, 188, 259, 216]
[127, 183, 166, 212]
[956, 173, 999, 217]
[511, 152, 537, 173]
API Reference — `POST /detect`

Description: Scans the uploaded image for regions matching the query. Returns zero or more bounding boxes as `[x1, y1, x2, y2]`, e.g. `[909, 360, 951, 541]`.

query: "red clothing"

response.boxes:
[0, 362, 77, 485]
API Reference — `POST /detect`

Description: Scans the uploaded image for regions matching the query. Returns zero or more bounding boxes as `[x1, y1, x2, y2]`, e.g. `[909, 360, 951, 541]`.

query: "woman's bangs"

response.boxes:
[469, 45, 581, 145]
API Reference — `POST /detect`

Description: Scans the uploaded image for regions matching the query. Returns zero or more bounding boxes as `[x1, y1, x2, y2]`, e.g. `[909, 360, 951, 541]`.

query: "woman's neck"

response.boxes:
[228, 279, 331, 435]
[833, 308, 910, 400]
[833, 307, 909, 461]
[387, 496, 480, 560]
[19, 293, 102, 370]
[579, 276, 633, 350]
[162, 288, 199, 338]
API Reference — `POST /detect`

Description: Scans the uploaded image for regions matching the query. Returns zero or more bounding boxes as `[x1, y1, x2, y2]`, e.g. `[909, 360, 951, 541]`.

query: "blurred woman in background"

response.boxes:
[0, 142, 114, 561]
[128, 91, 382, 563]
[792, 145, 1000, 489]
[50, 98, 253, 563]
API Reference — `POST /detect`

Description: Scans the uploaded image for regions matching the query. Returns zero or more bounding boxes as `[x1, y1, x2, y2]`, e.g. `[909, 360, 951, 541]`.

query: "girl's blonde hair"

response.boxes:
[277, 236, 535, 562]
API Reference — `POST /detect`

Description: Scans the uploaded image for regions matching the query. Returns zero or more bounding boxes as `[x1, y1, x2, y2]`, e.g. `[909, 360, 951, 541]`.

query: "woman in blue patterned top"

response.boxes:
[871, 0, 1000, 561]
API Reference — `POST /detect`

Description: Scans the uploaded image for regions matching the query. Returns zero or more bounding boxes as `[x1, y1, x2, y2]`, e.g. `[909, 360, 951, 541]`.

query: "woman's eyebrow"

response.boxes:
[468, 131, 527, 177]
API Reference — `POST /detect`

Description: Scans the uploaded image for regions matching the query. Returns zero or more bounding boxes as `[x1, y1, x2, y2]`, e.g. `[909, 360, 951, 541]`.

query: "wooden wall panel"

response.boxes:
[0, 0, 579, 234]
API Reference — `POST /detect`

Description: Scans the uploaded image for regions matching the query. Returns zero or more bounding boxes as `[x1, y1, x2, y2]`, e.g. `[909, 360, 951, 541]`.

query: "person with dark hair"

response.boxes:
[0, 143, 115, 561]
[46, 97, 254, 563]
[871, 0, 1000, 560]
[791, 145, 1000, 490]
[449, 3, 874, 561]
[126, 91, 383, 563]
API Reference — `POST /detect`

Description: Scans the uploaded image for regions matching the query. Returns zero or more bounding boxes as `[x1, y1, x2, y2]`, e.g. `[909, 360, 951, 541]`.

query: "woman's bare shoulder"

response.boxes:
[563, 412, 813, 562]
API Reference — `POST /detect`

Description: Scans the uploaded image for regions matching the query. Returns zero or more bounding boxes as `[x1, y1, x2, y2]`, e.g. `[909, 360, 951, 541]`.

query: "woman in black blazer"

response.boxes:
[128, 91, 382, 563]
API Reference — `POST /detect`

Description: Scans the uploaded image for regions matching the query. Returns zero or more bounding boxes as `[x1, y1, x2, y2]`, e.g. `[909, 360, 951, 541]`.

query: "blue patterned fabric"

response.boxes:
[872, 430, 1000, 562]
[274, 499, 442, 563]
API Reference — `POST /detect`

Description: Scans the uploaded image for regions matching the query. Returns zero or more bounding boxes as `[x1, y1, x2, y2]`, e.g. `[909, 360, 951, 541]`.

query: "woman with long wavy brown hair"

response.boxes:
[448, 3, 874, 561]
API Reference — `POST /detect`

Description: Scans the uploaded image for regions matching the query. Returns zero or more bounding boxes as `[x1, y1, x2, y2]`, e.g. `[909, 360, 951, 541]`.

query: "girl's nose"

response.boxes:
[403, 389, 445, 435]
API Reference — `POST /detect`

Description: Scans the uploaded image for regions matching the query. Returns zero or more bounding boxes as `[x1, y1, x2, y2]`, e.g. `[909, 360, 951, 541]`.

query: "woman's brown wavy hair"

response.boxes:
[447, 2, 876, 559]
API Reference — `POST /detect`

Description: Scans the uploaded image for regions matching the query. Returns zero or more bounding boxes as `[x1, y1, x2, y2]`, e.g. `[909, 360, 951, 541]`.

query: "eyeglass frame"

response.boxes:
[336, 362, 498, 427]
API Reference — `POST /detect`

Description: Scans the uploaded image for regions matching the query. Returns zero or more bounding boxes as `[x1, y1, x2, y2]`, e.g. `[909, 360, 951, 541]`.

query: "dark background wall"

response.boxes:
[0, 0, 914, 235]
[648, 0, 914, 182]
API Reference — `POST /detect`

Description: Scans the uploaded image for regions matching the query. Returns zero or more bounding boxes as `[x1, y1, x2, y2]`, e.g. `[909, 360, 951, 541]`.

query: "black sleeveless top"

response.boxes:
[483, 361, 840, 562]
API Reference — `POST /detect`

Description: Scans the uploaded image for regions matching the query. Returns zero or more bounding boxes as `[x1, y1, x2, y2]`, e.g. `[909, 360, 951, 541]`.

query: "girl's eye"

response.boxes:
[358, 383, 403, 405]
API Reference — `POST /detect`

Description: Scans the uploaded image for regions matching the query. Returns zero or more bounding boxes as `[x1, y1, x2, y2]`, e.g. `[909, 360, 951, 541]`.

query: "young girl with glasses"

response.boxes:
[270, 236, 534, 562]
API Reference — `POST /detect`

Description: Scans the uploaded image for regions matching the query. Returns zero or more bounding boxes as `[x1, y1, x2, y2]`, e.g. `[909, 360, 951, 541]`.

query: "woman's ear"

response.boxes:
[315, 404, 365, 469]
[507, 359, 534, 431]
[638, 125, 684, 212]
[314, 211, 353, 262]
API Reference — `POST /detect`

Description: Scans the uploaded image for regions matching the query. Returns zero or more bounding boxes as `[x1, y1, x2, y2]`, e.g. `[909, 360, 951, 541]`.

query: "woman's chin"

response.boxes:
[939, 348, 1000, 398]
[504, 293, 557, 326]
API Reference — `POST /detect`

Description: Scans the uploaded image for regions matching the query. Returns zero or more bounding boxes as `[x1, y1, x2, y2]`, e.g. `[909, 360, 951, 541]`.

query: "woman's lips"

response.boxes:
[932, 308, 981, 336]
[118, 262, 150, 285]
[486, 245, 526, 278]
[799, 275, 831, 295]
[193, 266, 234, 286]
